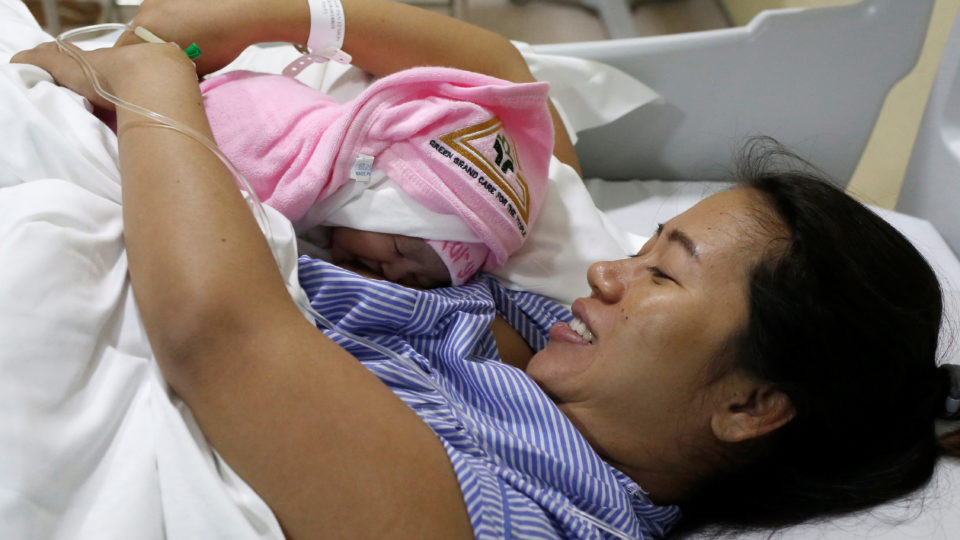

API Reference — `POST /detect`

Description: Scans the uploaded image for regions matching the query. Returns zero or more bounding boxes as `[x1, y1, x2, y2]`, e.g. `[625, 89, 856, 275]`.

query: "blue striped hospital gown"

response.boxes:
[298, 257, 681, 539]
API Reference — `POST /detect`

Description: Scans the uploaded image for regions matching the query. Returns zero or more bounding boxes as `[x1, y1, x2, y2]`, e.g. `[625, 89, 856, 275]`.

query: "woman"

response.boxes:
[12, 0, 959, 537]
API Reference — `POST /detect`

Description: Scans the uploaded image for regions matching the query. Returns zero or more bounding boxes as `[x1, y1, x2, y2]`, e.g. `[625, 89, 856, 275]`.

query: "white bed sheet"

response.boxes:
[0, 2, 295, 538]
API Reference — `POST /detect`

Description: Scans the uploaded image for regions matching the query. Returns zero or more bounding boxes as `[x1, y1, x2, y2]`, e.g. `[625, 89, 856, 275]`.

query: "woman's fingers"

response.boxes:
[11, 41, 69, 71]
[10, 42, 197, 111]
[11, 42, 115, 109]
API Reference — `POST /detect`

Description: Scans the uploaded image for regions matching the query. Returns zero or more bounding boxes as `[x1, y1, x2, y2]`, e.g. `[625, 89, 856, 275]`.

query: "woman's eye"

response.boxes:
[648, 266, 675, 283]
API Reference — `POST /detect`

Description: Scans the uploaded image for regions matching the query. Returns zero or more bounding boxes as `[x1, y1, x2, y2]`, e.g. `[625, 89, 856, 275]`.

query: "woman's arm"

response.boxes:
[12, 42, 472, 538]
[122, 0, 580, 172]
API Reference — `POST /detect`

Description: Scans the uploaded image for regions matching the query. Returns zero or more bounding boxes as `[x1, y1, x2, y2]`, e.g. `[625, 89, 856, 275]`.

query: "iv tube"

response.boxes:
[55, 23, 274, 242]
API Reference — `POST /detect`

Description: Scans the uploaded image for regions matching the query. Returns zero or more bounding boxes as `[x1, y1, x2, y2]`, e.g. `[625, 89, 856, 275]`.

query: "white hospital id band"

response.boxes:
[284, 0, 350, 76]
[305, 0, 351, 64]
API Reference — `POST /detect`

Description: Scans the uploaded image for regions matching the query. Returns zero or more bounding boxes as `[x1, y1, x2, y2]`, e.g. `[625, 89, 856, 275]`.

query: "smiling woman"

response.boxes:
[527, 187, 795, 505]
[662, 144, 959, 535]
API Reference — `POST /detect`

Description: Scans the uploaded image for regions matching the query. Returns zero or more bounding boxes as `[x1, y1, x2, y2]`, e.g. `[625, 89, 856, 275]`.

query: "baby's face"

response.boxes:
[329, 228, 451, 288]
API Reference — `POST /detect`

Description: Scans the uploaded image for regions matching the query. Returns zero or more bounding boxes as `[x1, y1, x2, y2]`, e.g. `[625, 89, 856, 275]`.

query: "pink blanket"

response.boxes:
[201, 67, 553, 275]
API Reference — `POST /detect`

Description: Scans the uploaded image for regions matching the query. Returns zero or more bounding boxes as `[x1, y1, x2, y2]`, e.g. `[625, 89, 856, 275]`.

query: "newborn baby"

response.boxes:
[201, 66, 554, 287]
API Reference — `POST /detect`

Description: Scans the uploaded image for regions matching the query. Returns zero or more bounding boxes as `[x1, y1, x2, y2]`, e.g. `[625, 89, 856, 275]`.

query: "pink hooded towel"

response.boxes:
[200, 67, 554, 284]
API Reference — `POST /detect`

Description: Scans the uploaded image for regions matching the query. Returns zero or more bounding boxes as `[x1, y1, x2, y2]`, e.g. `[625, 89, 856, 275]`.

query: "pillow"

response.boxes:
[488, 158, 647, 304]
[510, 40, 662, 146]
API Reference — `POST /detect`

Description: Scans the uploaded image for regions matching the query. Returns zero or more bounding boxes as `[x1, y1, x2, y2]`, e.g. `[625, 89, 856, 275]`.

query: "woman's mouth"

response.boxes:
[569, 316, 595, 344]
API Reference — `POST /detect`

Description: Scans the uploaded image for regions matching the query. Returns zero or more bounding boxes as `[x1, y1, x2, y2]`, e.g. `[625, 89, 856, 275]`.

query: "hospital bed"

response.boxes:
[1, 0, 959, 538]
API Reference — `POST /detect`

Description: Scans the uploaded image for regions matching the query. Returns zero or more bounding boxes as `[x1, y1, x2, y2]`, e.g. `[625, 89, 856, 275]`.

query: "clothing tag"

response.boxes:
[350, 154, 375, 183]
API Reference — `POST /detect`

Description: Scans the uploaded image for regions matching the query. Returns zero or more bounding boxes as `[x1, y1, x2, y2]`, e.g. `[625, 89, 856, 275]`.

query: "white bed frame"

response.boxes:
[899, 2, 960, 257]
[534, 0, 933, 188]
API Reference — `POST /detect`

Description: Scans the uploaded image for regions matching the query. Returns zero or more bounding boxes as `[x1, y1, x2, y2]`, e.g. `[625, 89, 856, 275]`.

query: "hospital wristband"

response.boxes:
[303, 0, 351, 64]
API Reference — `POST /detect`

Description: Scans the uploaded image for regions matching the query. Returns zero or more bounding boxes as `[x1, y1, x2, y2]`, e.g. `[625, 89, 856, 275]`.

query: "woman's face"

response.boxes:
[329, 228, 452, 288]
[526, 189, 781, 482]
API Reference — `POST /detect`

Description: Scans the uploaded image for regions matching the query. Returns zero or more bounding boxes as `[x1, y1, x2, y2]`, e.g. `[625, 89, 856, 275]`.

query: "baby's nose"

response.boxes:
[380, 262, 402, 280]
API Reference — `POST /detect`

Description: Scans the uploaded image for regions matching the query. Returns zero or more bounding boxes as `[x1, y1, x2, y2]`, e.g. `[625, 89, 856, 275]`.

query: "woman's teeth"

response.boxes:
[569, 317, 595, 344]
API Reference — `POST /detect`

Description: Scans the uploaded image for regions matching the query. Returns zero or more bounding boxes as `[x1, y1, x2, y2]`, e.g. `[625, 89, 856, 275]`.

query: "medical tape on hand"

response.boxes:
[133, 26, 202, 59]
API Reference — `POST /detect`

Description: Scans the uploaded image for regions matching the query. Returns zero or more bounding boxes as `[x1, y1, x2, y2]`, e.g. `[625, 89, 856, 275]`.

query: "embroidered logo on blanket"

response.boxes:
[436, 117, 532, 234]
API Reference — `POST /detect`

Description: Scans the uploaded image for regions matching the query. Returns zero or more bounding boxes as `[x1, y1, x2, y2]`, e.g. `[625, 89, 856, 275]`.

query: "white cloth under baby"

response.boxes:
[298, 167, 481, 242]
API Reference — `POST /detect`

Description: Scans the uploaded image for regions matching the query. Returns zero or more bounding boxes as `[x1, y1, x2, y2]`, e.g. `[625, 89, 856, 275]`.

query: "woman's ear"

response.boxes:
[709, 373, 795, 443]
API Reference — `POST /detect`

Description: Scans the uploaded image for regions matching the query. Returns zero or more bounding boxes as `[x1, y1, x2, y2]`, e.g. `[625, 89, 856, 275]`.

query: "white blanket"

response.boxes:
[0, 2, 291, 537]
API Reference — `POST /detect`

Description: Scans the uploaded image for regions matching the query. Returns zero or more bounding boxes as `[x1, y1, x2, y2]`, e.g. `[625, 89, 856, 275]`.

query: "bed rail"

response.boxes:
[534, 0, 934, 186]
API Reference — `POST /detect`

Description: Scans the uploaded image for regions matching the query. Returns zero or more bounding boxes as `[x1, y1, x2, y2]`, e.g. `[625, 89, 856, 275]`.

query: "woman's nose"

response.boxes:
[587, 260, 626, 302]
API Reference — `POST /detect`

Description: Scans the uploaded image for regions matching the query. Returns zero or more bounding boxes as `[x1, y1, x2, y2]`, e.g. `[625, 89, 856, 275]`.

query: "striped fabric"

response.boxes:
[298, 257, 681, 539]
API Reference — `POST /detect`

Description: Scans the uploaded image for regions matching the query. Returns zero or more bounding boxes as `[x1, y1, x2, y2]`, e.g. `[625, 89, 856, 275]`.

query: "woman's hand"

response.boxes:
[114, 0, 310, 75]
[11, 41, 198, 109]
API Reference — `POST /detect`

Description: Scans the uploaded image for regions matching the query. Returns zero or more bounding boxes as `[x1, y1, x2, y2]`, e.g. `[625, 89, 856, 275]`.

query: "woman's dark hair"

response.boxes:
[675, 139, 960, 536]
